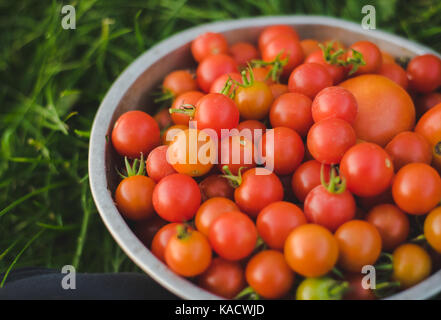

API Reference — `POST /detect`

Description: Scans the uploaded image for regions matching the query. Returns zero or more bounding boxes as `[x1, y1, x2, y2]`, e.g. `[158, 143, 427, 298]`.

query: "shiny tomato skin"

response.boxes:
[365, 204, 410, 251]
[262, 34, 304, 76]
[269, 83, 289, 100]
[209, 72, 242, 95]
[170, 91, 204, 125]
[311, 86, 358, 124]
[218, 135, 255, 175]
[165, 228, 212, 277]
[236, 120, 266, 145]
[195, 197, 238, 237]
[307, 118, 356, 164]
[258, 25, 299, 51]
[191, 32, 229, 63]
[300, 39, 320, 57]
[229, 42, 259, 67]
[305, 49, 346, 84]
[146, 145, 176, 183]
[304, 185, 356, 232]
[340, 142, 394, 197]
[347, 41, 382, 75]
[424, 207, 441, 254]
[392, 244, 432, 288]
[115, 175, 156, 221]
[259, 127, 305, 175]
[234, 81, 273, 120]
[209, 211, 257, 261]
[392, 163, 441, 215]
[256, 201, 307, 250]
[198, 258, 246, 299]
[199, 175, 234, 202]
[415, 103, 441, 171]
[407, 54, 441, 93]
[291, 160, 331, 202]
[151, 222, 181, 262]
[288, 63, 333, 99]
[269, 92, 313, 137]
[284, 224, 339, 277]
[162, 70, 198, 96]
[246, 250, 295, 299]
[335, 220, 382, 273]
[385, 131, 432, 171]
[152, 173, 201, 222]
[234, 168, 284, 218]
[379, 63, 408, 89]
[161, 124, 188, 146]
[112, 111, 160, 158]
[197, 54, 238, 92]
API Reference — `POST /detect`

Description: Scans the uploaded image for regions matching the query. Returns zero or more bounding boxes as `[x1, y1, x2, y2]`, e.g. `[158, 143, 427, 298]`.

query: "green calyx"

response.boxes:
[220, 76, 236, 99]
[321, 164, 346, 194]
[318, 41, 366, 75]
[168, 104, 196, 117]
[235, 286, 261, 300]
[117, 153, 145, 179]
[153, 87, 175, 103]
[221, 165, 245, 188]
[176, 224, 192, 241]
[239, 66, 255, 88]
[251, 52, 288, 83]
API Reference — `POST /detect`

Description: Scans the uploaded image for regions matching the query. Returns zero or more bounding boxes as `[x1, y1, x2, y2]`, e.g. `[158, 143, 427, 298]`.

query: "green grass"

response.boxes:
[1, 0, 441, 283]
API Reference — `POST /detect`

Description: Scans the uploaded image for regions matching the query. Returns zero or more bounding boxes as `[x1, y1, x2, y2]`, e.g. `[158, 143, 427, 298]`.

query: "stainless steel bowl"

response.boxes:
[89, 15, 441, 300]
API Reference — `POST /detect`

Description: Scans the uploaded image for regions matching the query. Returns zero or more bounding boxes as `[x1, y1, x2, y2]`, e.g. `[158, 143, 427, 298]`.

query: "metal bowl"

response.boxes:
[89, 15, 441, 300]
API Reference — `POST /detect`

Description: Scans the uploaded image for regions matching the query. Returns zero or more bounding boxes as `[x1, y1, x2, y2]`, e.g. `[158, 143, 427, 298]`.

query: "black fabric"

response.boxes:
[0, 268, 178, 300]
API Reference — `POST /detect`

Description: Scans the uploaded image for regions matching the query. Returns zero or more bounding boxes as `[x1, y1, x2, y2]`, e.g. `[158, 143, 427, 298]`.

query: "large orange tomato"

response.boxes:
[415, 103, 441, 171]
[340, 75, 415, 147]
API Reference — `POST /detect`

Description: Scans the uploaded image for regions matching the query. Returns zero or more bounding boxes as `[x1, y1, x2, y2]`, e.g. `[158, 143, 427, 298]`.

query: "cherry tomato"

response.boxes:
[307, 118, 356, 164]
[229, 42, 259, 67]
[209, 72, 242, 95]
[165, 226, 212, 277]
[236, 120, 266, 145]
[152, 173, 201, 222]
[311, 86, 358, 124]
[258, 25, 299, 51]
[296, 277, 348, 300]
[256, 201, 307, 250]
[163, 70, 197, 96]
[195, 197, 238, 237]
[385, 131, 432, 171]
[133, 215, 167, 248]
[262, 34, 304, 76]
[233, 168, 284, 218]
[146, 145, 176, 182]
[291, 160, 331, 202]
[167, 128, 215, 177]
[161, 124, 188, 146]
[304, 184, 356, 232]
[343, 274, 376, 300]
[170, 91, 204, 125]
[198, 258, 246, 299]
[151, 222, 180, 262]
[340, 142, 394, 197]
[381, 51, 396, 64]
[415, 103, 441, 171]
[288, 63, 333, 99]
[415, 92, 441, 117]
[424, 207, 441, 254]
[191, 32, 229, 63]
[335, 220, 382, 273]
[199, 175, 234, 202]
[269, 83, 289, 100]
[234, 79, 273, 121]
[284, 224, 339, 277]
[379, 63, 408, 89]
[196, 54, 238, 92]
[112, 111, 160, 158]
[115, 175, 156, 221]
[269, 92, 313, 137]
[365, 204, 410, 251]
[305, 49, 346, 84]
[407, 54, 441, 93]
[300, 39, 320, 57]
[154, 108, 172, 131]
[218, 135, 255, 175]
[347, 41, 382, 75]
[392, 163, 441, 215]
[245, 250, 295, 299]
[248, 67, 274, 86]
[209, 211, 257, 261]
[392, 243, 432, 288]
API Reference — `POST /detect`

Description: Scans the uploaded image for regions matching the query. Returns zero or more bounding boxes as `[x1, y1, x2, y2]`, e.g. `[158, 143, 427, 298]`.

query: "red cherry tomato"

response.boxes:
[365, 204, 410, 251]
[340, 143, 394, 197]
[163, 70, 198, 96]
[209, 211, 257, 261]
[379, 63, 408, 89]
[195, 197, 238, 237]
[152, 173, 201, 222]
[415, 92, 441, 117]
[170, 91, 204, 125]
[407, 54, 441, 93]
[151, 222, 180, 262]
[392, 163, 441, 215]
[112, 111, 160, 158]
[234, 168, 284, 218]
[385, 131, 432, 171]
[269, 83, 289, 100]
[218, 135, 255, 175]
[191, 32, 229, 63]
[199, 175, 234, 202]
[269, 92, 313, 137]
[305, 49, 346, 84]
[229, 42, 259, 67]
[347, 41, 382, 75]
[335, 220, 382, 273]
[259, 127, 304, 175]
[262, 35, 304, 76]
[196, 54, 238, 92]
[311, 86, 358, 124]
[307, 118, 356, 164]
[198, 258, 246, 299]
[288, 63, 333, 99]
[291, 160, 331, 202]
[236, 120, 266, 145]
[300, 39, 320, 57]
[248, 67, 274, 86]
[256, 201, 307, 250]
[146, 145, 176, 183]
[245, 250, 295, 299]
[209, 72, 242, 94]
[258, 25, 299, 51]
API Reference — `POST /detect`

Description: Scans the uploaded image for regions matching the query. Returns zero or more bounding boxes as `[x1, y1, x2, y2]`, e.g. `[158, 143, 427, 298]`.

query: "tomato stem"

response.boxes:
[331, 267, 345, 279]
[153, 88, 175, 103]
[410, 234, 426, 243]
[117, 153, 145, 179]
[328, 281, 349, 299]
[169, 104, 196, 117]
[221, 165, 244, 188]
[220, 76, 236, 99]
[321, 164, 346, 194]
[234, 286, 260, 300]
[176, 224, 191, 241]
[251, 52, 287, 83]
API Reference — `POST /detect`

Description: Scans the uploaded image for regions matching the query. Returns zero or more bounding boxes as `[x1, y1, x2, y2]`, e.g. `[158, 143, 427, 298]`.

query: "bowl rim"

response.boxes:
[89, 15, 441, 300]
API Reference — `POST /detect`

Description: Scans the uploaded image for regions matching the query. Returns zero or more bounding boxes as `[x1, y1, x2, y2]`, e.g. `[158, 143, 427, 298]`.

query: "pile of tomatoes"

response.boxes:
[109, 24, 441, 300]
